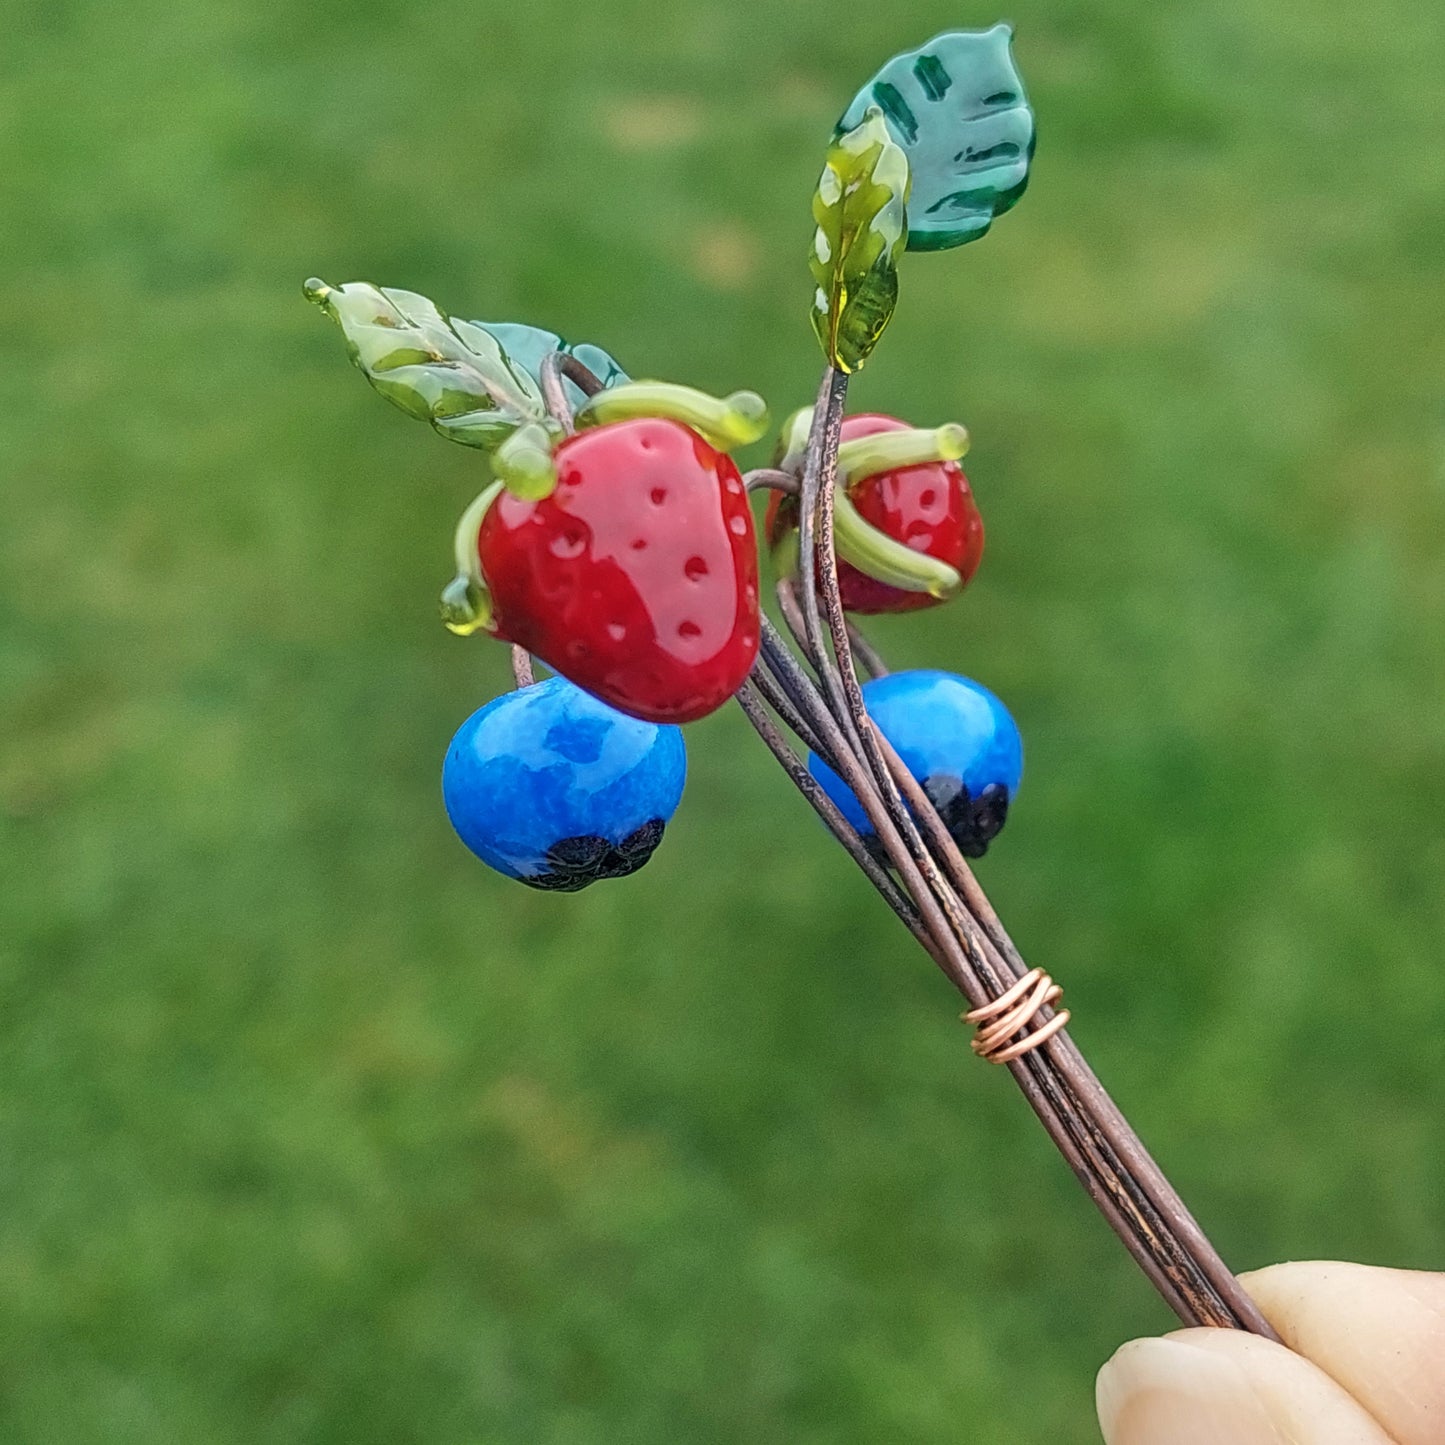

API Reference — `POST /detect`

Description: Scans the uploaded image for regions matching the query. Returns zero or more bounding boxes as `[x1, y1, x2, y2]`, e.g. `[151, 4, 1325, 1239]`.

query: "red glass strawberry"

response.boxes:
[767, 412, 983, 614]
[472, 391, 766, 725]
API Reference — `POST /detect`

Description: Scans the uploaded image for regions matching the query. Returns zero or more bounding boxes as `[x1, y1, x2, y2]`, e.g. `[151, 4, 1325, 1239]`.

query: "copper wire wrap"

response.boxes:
[964, 968, 1071, 1065]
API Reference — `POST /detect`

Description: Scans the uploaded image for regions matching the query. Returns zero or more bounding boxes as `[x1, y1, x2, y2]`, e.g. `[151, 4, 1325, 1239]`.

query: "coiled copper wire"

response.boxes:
[964, 968, 1070, 1064]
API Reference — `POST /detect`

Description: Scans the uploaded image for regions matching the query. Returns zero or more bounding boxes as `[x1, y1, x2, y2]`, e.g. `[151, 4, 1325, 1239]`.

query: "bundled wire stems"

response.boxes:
[734, 365, 1279, 1339]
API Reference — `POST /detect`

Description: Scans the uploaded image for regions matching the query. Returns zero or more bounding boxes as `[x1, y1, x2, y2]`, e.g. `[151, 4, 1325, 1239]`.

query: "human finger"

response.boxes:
[1242, 1260, 1445, 1445]
[1096, 1326, 1395, 1445]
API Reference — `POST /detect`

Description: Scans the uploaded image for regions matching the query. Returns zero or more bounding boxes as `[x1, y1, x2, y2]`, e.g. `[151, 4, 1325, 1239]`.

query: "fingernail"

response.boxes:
[1096, 1337, 1280, 1445]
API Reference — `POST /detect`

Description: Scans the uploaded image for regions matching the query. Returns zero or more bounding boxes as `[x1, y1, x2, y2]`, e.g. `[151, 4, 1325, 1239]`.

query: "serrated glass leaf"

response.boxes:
[307, 279, 546, 448]
[470, 321, 630, 413]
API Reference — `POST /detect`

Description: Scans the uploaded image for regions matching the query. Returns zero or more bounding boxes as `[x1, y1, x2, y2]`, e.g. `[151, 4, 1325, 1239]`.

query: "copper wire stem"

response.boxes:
[735, 363, 1278, 1340]
[510, 646, 535, 689]
[538, 350, 579, 438]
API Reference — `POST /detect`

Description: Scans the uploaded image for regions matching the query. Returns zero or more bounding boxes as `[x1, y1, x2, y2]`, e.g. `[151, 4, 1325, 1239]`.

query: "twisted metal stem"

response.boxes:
[510, 646, 535, 689]
[736, 363, 1277, 1339]
[538, 350, 577, 438]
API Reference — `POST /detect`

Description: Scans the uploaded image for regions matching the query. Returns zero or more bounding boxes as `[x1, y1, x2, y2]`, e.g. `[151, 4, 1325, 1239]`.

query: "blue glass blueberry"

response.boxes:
[808, 669, 1022, 858]
[443, 676, 686, 891]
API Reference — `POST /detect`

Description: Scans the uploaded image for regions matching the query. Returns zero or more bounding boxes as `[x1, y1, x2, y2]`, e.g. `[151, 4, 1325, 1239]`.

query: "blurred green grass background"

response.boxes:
[3, 0, 1444, 1439]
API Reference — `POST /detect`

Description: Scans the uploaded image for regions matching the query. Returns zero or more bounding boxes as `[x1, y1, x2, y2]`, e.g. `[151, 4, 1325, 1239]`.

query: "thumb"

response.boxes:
[1240, 1261, 1445, 1445]
[1096, 1328, 1394, 1445]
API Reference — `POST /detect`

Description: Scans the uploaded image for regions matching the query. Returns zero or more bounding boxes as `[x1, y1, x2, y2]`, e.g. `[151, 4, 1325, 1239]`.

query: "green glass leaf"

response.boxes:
[304, 279, 544, 448]
[471, 322, 629, 413]
[836, 24, 1034, 252]
[808, 108, 910, 374]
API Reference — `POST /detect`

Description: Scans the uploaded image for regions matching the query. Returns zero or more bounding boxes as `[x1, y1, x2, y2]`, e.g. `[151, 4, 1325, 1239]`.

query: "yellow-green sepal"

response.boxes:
[835, 423, 968, 487]
[770, 518, 801, 583]
[808, 108, 910, 373]
[833, 488, 962, 599]
[832, 424, 968, 595]
[574, 381, 770, 451]
[773, 406, 814, 473]
[439, 481, 504, 635]
[492, 420, 560, 501]
[439, 574, 492, 636]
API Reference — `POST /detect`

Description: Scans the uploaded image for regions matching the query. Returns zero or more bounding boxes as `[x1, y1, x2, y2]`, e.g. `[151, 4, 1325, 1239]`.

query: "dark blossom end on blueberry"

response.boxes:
[522, 819, 667, 892]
